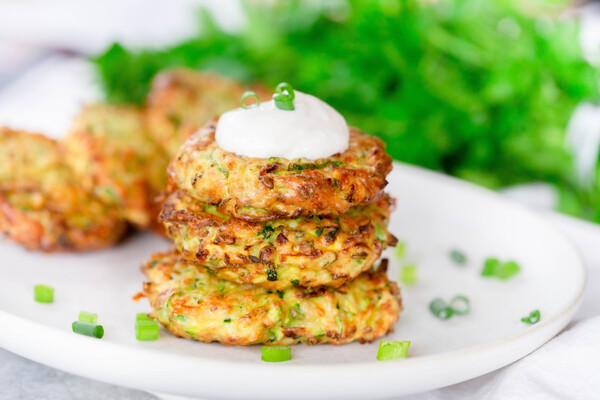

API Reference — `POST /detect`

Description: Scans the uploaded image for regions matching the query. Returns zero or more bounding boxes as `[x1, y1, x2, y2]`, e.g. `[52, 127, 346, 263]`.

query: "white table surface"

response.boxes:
[1, 56, 599, 400]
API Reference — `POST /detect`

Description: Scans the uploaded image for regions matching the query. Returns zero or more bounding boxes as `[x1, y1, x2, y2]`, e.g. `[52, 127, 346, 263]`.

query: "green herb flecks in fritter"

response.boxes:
[142, 251, 401, 345]
[167, 123, 392, 221]
[160, 190, 397, 290]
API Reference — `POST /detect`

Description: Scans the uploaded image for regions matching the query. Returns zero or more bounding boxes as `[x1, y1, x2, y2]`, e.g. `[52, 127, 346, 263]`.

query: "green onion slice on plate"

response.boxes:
[400, 264, 417, 285]
[72, 321, 104, 339]
[34, 284, 54, 303]
[429, 298, 454, 320]
[136, 320, 159, 341]
[449, 295, 470, 315]
[450, 249, 467, 265]
[496, 261, 520, 279]
[377, 341, 410, 361]
[261, 346, 292, 362]
[521, 309, 541, 325]
[136, 312, 153, 322]
[78, 311, 98, 324]
[395, 242, 406, 259]
[481, 258, 500, 276]
[482, 258, 520, 279]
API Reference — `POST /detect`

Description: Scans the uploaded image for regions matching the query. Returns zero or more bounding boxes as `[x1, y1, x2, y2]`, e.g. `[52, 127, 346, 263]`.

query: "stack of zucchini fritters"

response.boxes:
[142, 113, 403, 345]
[0, 68, 402, 346]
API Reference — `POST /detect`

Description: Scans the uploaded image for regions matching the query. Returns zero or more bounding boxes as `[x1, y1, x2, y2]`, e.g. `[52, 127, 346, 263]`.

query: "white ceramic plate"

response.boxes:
[0, 163, 585, 399]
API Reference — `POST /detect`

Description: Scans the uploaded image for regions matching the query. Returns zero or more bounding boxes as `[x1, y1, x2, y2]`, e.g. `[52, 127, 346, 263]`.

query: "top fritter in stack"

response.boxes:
[142, 91, 402, 346]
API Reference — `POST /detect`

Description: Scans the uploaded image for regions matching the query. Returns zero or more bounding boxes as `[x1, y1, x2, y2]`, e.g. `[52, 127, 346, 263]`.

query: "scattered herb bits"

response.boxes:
[136, 313, 159, 341]
[481, 258, 520, 280]
[34, 285, 54, 303]
[429, 298, 454, 320]
[449, 296, 470, 315]
[72, 321, 104, 339]
[78, 311, 98, 324]
[430, 295, 471, 320]
[496, 261, 520, 279]
[377, 341, 410, 361]
[521, 310, 541, 325]
[401, 264, 417, 285]
[450, 250, 467, 265]
[136, 320, 159, 341]
[136, 313, 152, 322]
[395, 242, 406, 259]
[261, 346, 292, 362]
[481, 258, 500, 276]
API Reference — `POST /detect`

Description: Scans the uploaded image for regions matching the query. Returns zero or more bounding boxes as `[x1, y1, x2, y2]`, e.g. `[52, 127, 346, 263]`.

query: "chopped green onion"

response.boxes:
[377, 341, 410, 361]
[72, 321, 104, 339]
[496, 261, 520, 279]
[34, 285, 54, 303]
[450, 250, 467, 265]
[136, 312, 152, 322]
[241, 91, 260, 109]
[261, 346, 292, 362]
[481, 258, 520, 279]
[78, 311, 98, 324]
[481, 258, 500, 276]
[273, 82, 295, 111]
[521, 309, 541, 325]
[429, 298, 454, 320]
[224, 317, 232, 323]
[395, 242, 406, 259]
[400, 264, 417, 285]
[136, 319, 159, 341]
[449, 295, 470, 315]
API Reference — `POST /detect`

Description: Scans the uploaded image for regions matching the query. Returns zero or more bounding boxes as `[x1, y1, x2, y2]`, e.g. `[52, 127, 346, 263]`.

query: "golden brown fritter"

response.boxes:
[63, 104, 169, 229]
[160, 190, 397, 290]
[167, 122, 393, 221]
[0, 128, 126, 251]
[146, 69, 270, 160]
[142, 251, 401, 345]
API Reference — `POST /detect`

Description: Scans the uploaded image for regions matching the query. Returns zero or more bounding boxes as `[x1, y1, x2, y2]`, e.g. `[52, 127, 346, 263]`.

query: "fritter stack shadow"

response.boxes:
[142, 121, 402, 345]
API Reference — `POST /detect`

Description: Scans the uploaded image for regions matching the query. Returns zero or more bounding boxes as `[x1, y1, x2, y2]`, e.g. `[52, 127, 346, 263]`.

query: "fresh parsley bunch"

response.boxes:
[94, 0, 600, 221]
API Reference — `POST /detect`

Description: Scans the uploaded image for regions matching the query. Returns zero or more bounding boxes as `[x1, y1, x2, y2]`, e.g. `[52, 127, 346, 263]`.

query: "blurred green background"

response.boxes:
[94, 0, 600, 223]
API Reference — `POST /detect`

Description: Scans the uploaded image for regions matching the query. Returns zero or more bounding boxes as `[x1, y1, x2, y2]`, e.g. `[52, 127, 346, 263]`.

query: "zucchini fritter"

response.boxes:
[0, 128, 126, 251]
[142, 251, 401, 345]
[167, 122, 393, 221]
[63, 104, 169, 229]
[160, 190, 397, 290]
[146, 69, 270, 159]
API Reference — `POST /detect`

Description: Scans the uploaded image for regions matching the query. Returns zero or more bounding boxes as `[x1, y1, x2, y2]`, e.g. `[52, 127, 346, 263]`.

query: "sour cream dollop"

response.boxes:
[215, 91, 349, 160]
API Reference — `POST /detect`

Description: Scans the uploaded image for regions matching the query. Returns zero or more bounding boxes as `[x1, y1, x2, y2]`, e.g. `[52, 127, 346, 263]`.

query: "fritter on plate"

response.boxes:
[63, 104, 169, 229]
[0, 128, 126, 251]
[167, 122, 393, 221]
[146, 69, 270, 159]
[160, 190, 397, 290]
[142, 251, 401, 345]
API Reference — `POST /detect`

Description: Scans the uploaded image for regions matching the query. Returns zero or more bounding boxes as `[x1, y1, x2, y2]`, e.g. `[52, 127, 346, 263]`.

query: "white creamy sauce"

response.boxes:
[215, 91, 349, 160]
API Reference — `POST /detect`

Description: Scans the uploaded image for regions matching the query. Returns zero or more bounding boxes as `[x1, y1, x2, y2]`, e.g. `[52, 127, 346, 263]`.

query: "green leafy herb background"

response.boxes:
[93, 0, 600, 222]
